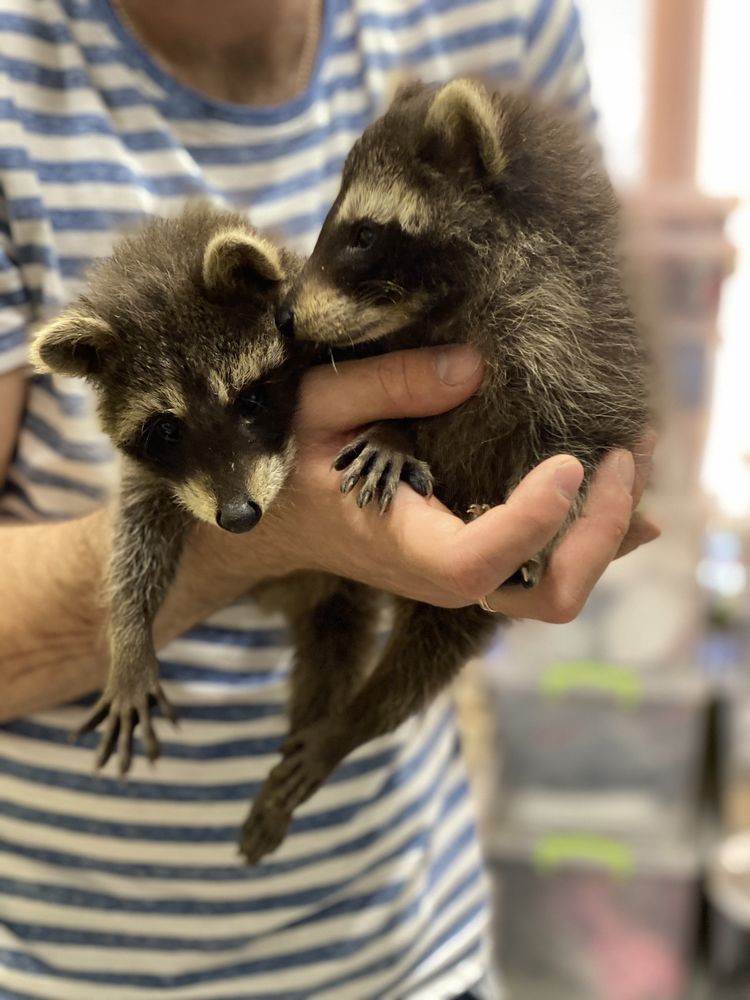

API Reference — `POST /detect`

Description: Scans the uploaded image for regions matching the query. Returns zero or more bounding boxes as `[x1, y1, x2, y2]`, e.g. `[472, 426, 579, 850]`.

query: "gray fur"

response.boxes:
[31, 203, 382, 864]
[31, 79, 651, 864]
[31, 203, 311, 775]
[240, 80, 651, 854]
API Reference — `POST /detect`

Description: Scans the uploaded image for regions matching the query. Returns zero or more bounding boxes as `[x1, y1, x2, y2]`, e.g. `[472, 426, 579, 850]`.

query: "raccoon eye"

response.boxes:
[237, 387, 266, 419]
[140, 414, 184, 462]
[351, 223, 376, 251]
[152, 416, 183, 445]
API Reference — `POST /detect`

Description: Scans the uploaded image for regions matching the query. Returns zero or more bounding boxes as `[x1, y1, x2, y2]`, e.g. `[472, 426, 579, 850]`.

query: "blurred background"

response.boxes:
[455, 1, 750, 998]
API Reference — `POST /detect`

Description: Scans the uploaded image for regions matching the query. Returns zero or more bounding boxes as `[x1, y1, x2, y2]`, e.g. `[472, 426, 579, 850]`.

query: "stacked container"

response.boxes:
[710, 599, 750, 996]
[486, 629, 707, 1000]
[493, 826, 699, 1000]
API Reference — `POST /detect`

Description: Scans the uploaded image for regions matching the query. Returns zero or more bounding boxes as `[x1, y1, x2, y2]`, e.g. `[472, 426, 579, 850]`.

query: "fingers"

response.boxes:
[141, 712, 161, 763]
[488, 449, 636, 621]
[296, 345, 484, 433]
[118, 710, 134, 776]
[73, 696, 109, 738]
[154, 685, 178, 726]
[617, 428, 660, 558]
[615, 510, 661, 559]
[95, 711, 119, 770]
[631, 428, 657, 508]
[387, 456, 583, 606]
[449, 456, 584, 602]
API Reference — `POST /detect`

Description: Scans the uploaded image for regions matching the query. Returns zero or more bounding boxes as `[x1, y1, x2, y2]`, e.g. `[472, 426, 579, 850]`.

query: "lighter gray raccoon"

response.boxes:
[31, 205, 384, 863]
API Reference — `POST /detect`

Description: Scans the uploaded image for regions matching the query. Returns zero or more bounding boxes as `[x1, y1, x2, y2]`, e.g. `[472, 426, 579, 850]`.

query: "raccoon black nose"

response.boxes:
[275, 305, 295, 338]
[216, 499, 262, 533]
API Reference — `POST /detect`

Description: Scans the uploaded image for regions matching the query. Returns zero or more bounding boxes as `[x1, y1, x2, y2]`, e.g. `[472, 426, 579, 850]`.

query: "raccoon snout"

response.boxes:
[216, 499, 262, 533]
[275, 304, 295, 338]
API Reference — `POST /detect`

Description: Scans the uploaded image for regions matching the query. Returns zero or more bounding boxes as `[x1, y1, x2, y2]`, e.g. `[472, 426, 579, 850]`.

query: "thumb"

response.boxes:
[296, 345, 485, 433]
[444, 456, 585, 601]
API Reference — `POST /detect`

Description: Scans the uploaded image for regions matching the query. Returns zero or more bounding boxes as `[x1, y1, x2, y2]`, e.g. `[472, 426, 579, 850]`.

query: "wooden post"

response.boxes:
[644, 0, 706, 185]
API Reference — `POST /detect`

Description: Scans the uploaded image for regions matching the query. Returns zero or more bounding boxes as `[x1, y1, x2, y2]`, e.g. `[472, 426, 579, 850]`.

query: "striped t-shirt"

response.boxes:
[0, 1, 593, 998]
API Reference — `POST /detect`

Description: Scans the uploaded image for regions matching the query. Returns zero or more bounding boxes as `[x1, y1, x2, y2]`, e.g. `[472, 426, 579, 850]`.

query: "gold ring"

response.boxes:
[478, 595, 498, 614]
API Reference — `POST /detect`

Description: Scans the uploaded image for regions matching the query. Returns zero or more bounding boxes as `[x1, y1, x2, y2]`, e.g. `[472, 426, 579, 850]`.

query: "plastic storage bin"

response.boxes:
[489, 658, 707, 833]
[719, 688, 750, 832]
[490, 826, 700, 1000]
[707, 832, 750, 999]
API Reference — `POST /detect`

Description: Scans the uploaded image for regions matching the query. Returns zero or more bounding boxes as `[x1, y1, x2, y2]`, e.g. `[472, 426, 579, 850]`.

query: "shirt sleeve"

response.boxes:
[0, 219, 32, 375]
[519, 0, 597, 131]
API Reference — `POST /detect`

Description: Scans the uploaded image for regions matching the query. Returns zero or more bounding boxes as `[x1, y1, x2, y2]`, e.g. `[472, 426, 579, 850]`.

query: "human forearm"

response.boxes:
[0, 510, 274, 721]
[0, 345, 657, 723]
[0, 511, 110, 719]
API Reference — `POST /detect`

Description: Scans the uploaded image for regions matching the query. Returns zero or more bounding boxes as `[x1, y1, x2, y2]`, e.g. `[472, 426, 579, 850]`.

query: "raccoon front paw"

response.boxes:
[75, 667, 177, 775]
[333, 432, 434, 513]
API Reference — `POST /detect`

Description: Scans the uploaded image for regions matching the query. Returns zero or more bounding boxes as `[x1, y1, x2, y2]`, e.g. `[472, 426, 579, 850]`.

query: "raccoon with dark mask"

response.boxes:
[241, 79, 650, 853]
[30, 203, 390, 864]
[30, 204, 354, 765]
[30, 206, 308, 775]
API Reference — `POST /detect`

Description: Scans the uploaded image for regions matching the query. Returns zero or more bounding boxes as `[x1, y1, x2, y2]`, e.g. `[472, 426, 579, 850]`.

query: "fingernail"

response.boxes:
[436, 345, 483, 386]
[554, 458, 584, 500]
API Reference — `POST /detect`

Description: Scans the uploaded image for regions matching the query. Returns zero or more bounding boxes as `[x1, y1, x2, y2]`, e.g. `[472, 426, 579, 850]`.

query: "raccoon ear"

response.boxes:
[202, 228, 284, 300]
[387, 74, 425, 109]
[422, 79, 507, 177]
[29, 312, 113, 379]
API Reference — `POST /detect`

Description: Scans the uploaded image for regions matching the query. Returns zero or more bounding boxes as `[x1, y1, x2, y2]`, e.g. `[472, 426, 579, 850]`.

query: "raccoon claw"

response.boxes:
[466, 503, 491, 521]
[74, 676, 176, 775]
[334, 434, 433, 513]
[500, 556, 544, 590]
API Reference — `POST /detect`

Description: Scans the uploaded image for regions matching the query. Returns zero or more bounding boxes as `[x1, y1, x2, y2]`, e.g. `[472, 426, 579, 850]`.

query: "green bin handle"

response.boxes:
[541, 661, 643, 705]
[533, 833, 635, 878]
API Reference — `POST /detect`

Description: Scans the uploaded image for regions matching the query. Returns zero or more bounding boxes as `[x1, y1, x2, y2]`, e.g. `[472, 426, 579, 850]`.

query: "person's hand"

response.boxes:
[482, 429, 659, 620]
[191, 344, 657, 622]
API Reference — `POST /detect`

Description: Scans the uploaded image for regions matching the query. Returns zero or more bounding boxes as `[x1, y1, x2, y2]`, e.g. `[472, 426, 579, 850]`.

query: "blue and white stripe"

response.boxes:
[0, 0, 592, 996]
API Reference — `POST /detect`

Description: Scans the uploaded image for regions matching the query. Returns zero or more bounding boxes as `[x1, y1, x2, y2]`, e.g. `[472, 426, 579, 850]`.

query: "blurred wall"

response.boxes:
[575, 0, 647, 186]
[698, 0, 750, 517]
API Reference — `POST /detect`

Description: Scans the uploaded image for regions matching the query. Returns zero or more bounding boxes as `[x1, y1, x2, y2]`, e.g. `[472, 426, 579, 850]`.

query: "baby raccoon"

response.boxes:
[30, 204, 308, 774]
[31, 203, 390, 864]
[243, 80, 650, 845]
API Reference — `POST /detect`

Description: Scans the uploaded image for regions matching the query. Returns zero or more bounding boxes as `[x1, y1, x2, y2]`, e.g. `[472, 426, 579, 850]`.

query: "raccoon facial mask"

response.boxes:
[277, 78, 510, 345]
[27, 204, 316, 802]
[31, 210, 301, 530]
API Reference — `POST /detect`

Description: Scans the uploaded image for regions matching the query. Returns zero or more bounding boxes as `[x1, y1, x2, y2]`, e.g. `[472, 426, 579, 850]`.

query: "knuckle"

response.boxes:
[607, 514, 630, 549]
[545, 592, 584, 625]
[376, 351, 418, 408]
[523, 509, 556, 542]
[448, 551, 492, 604]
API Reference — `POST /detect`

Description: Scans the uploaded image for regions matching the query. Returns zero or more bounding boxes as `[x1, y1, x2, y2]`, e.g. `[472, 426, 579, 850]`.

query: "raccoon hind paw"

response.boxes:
[239, 799, 292, 865]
